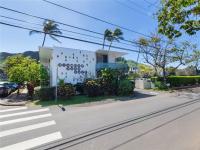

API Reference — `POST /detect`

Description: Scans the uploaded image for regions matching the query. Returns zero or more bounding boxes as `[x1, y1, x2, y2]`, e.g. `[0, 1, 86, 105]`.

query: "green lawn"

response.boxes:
[32, 95, 118, 107]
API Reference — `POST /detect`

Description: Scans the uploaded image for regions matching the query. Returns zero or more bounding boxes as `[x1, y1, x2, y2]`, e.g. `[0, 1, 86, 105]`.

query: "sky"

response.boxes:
[0, 0, 199, 63]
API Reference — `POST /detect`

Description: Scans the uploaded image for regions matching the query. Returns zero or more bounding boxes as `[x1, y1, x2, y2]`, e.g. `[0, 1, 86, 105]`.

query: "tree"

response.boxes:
[176, 66, 197, 76]
[138, 37, 160, 76]
[157, 0, 200, 39]
[187, 49, 200, 73]
[138, 64, 154, 78]
[102, 29, 112, 49]
[103, 28, 123, 50]
[29, 20, 62, 46]
[138, 34, 188, 82]
[4, 55, 40, 85]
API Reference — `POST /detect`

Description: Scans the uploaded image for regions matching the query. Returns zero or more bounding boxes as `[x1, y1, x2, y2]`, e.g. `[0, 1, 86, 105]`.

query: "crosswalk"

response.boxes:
[0, 106, 62, 150]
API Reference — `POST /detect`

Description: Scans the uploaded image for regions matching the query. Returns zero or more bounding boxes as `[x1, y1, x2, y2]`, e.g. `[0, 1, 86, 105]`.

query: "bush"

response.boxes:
[85, 79, 103, 97]
[74, 82, 85, 95]
[35, 87, 55, 101]
[118, 80, 134, 96]
[100, 68, 120, 95]
[151, 76, 200, 87]
[58, 82, 75, 99]
[154, 81, 168, 90]
[168, 76, 200, 87]
[40, 65, 49, 87]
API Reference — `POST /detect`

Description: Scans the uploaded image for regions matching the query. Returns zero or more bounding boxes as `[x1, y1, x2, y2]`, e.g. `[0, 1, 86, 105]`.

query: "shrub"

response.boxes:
[74, 82, 85, 95]
[154, 81, 168, 90]
[40, 65, 49, 87]
[100, 68, 120, 95]
[151, 76, 200, 87]
[35, 87, 55, 101]
[118, 79, 134, 96]
[85, 79, 102, 97]
[168, 76, 200, 87]
[58, 82, 75, 99]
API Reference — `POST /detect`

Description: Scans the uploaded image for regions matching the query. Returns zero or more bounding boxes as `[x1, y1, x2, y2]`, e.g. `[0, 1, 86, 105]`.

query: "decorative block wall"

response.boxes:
[50, 47, 96, 85]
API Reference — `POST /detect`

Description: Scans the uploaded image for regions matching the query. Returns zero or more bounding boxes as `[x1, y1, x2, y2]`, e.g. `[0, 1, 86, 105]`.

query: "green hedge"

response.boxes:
[35, 87, 55, 101]
[151, 76, 200, 87]
[118, 80, 134, 96]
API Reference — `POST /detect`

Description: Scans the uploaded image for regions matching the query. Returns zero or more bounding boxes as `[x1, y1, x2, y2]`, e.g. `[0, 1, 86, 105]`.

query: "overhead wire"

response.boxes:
[0, 6, 142, 47]
[0, 21, 144, 54]
[42, 0, 154, 38]
[0, 15, 137, 47]
[42, 0, 171, 45]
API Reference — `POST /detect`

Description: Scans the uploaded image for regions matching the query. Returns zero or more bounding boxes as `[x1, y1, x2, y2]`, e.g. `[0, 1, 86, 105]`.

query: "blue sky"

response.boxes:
[0, 0, 199, 62]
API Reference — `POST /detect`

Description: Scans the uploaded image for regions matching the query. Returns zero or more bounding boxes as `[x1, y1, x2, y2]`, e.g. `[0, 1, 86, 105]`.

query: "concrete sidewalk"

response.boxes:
[0, 89, 29, 106]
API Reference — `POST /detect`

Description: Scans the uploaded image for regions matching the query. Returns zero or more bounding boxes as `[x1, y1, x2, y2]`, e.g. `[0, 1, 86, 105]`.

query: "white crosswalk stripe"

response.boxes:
[0, 107, 27, 113]
[0, 108, 49, 119]
[0, 120, 56, 138]
[0, 132, 62, 150]
[0, 113, 52, 126]
[0, 107, 62, 150]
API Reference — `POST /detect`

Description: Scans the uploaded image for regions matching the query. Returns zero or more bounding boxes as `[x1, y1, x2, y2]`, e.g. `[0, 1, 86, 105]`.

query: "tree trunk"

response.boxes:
[42, 34, 47, 47]
[108, 41, 113, 51]
[154, 67, 158, 76]
[102, 37, 105, 50]
[163, 67, 167, 84]
[195, 66, 198, 75]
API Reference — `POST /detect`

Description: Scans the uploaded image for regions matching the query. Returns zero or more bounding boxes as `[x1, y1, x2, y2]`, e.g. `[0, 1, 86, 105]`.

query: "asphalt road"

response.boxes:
[0, 89, 199, 150]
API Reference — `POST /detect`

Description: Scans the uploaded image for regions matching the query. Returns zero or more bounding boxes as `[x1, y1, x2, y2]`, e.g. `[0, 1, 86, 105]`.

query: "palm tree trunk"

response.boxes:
[102, 37, 105, 50]
[42, 34, 47, 47]
[108, 41, 113, 51]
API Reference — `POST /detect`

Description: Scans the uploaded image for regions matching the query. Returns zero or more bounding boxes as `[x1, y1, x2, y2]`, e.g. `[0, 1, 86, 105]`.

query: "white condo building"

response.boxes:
[39, 47, 128, 86]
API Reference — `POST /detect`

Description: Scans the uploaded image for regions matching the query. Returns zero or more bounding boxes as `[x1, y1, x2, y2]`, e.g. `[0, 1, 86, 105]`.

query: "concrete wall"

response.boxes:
[135, 78, 151, 89]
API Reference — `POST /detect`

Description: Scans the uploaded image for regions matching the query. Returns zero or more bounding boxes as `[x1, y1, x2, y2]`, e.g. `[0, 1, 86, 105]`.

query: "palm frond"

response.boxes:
[29, 30, 41, 35]
[49, 35, 61, 43]
[50, 30, 62, 35]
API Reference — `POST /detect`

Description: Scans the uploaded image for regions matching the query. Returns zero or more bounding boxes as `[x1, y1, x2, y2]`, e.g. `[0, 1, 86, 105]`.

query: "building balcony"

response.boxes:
[96, 63, 128, 71]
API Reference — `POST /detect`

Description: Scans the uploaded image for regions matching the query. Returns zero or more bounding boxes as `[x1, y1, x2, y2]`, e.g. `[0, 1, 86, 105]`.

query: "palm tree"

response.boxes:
[29, 20, 62, 47]
[106, 28, 123, 50]
[102, 29, 112, 49]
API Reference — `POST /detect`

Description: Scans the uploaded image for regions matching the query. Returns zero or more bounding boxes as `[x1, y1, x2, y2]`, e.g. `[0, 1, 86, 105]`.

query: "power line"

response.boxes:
[0, 5, 102, 36]
[42, 0, 170, 44]
[115, 0, 152, 18]
[0, 6, 139, 46]
[0, 15, 137, 47]
[42, 0, 153, 38]
[0, 21, 143, 54]
[143, 0, 160, 9]
[0, 6, 168, 50]
[0, 21, 177, 59]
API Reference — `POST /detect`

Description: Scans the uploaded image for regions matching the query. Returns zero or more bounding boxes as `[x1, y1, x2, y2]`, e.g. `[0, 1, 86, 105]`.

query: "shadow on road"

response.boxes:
[117, 90, 156, 101]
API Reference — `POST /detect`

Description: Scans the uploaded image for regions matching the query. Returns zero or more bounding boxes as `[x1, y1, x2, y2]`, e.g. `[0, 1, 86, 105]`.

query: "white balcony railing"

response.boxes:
[96, 63, 128, 71]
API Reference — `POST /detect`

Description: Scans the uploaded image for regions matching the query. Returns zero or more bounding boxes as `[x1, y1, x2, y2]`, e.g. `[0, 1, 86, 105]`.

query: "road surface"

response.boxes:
[0, 89, 199, 150]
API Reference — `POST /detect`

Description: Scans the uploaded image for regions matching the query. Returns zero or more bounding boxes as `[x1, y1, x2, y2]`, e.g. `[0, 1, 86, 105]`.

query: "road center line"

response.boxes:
[0, 108, 49, 119]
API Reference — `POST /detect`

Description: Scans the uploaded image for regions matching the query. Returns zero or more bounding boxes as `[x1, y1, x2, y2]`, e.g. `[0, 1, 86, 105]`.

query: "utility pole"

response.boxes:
[55, 64, 58, 102]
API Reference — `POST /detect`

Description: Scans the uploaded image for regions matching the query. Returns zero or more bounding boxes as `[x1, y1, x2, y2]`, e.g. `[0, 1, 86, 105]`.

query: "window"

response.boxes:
[102, 55, 108, 63]
[96, 54, 108, 63]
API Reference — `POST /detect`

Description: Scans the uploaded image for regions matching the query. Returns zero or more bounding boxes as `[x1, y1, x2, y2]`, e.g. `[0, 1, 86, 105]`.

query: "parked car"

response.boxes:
[0, 83, 12, 97]
[7, 82, 19, 92]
